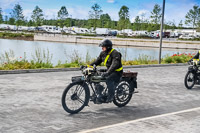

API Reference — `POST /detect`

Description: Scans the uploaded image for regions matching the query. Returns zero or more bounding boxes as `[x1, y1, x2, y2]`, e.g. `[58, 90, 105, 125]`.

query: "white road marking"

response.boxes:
[79, 106, 200, 133]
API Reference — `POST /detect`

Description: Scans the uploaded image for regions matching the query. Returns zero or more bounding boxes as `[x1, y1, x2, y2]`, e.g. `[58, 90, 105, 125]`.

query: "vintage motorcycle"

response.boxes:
[184, 59, 200, 89]
[61, 65, 138, 114]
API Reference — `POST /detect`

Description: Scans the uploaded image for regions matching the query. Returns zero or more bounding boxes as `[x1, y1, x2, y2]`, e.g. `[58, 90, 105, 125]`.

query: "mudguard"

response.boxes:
[188, 66, 196, 73]
[71, 76, 85, 83]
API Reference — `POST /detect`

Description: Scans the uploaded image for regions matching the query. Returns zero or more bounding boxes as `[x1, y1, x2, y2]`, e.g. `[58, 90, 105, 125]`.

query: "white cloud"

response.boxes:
[129, 9, 151, 23]
[131, 17, 136, 23]
[138, 10, 150, 16]
[106, 9, 119, 20]
[90, 0, 96, 3]
[43, 9, 58, 19]
[107, 0, 115, 3]
[40, 7, 89, 20]
[0, 0, 20, 10]
[23, 9, 32, 19]
[68, 6, 89, 19]
[164, 2, 195, 26]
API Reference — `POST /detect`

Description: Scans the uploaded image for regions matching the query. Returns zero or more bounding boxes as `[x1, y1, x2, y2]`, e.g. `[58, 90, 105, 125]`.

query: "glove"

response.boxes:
[101, 72, 109, 78]
[80, 65, 85, 70]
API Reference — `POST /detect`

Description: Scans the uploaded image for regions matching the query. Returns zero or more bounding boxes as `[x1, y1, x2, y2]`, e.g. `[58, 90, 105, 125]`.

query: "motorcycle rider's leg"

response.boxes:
[106, 81, 116, 102]
[106, 72, 121, 102]
[96, 84, 104, 103]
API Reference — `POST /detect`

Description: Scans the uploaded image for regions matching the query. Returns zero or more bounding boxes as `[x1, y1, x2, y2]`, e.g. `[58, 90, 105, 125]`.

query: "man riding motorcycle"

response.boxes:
[90, 39, 123, 103]
[189, 51, 200, 64]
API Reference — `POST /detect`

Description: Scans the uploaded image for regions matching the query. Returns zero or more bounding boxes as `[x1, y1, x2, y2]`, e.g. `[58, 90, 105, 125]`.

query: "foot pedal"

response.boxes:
[134, 91, 139, 93]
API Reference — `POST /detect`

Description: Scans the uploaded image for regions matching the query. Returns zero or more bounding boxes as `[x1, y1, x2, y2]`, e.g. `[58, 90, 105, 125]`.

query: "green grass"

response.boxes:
[178, 38, 200, 41]
[0, 49, 53, 70]
[117, 34, 153, 39]
[0, 32, 34, 39]
[0, 50, 195, 70]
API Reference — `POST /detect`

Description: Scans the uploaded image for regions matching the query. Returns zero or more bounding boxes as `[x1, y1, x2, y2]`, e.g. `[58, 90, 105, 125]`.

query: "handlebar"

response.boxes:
[188, 59, 200, 66]
[187, 61, 192, 65]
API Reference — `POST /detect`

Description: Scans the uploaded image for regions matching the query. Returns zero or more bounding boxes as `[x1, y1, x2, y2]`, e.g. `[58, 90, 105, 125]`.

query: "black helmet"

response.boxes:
[99, 39, 113, 50]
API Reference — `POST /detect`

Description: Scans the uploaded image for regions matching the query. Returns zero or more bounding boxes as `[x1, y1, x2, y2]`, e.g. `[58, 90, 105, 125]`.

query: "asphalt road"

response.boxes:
[1, 66, 200, 133]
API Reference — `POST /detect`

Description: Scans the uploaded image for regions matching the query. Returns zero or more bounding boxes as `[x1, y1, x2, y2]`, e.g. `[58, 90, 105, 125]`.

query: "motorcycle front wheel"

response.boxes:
[62, 82, 90, 114]
[184, 71, 196, 89]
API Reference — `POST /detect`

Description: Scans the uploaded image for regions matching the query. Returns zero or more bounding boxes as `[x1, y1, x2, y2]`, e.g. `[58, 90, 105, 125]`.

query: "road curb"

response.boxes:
[0, 63, 187, 75]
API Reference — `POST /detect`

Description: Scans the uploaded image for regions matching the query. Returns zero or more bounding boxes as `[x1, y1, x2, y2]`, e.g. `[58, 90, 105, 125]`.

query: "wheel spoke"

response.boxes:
[64, 83, 86, 112]
[77, 87, 84, 97]
[74, 85, 80, 94]
[76, 97, 85, 104]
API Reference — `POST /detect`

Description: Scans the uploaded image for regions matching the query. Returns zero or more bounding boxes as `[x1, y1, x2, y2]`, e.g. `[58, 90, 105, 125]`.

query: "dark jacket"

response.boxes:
[192, 51, 199, 59]
[90, 49, 123, 74]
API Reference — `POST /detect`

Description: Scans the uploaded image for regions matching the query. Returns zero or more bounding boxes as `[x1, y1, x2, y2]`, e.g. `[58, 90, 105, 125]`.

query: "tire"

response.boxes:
[62, 82, 90, 114]
[184, 71, 196, 89]
[113, 82, 133, 107]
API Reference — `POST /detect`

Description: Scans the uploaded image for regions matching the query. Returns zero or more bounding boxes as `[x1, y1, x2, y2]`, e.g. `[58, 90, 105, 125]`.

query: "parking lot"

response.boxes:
[1, 65, 200, 133]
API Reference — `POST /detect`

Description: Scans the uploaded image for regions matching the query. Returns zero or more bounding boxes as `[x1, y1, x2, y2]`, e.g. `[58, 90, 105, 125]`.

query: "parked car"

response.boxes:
[27, 27, 35, 31]
[179, 35, 195, 39]
[18, 26, 29, 31]
[95, 28, 109, 36]
[170, 32, 179, 38]
[41, 25, 61, 34]
[8, 25, 17, 31]
[0, 24, 10, 30]
[149, 31, 160, 38]
[163, 32, 170, 38]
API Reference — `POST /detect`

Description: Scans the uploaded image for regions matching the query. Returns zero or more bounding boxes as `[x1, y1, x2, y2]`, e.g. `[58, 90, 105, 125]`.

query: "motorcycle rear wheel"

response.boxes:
[113, 82, 133, 107]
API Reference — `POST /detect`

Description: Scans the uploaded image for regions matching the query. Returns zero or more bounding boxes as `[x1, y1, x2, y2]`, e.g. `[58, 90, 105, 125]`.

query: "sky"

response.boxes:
[0, 0, 200, 26]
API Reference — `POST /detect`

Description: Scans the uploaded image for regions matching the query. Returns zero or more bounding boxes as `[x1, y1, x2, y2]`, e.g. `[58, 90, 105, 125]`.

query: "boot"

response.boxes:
[106, 94, 114, 103]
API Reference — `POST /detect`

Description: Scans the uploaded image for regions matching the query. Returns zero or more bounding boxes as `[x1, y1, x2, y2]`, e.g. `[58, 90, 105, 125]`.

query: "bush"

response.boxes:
[163, 53, 194, 64]
[0, 50, 195, 70]
[0, 49, 53, 70]
[178, 38, 200, 41]
[24, 34, 34, 37]
[0, 32, 33, 39]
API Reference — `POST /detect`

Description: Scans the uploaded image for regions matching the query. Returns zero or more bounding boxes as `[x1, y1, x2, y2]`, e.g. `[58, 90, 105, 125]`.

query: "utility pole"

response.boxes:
[159, 0, 166, 64]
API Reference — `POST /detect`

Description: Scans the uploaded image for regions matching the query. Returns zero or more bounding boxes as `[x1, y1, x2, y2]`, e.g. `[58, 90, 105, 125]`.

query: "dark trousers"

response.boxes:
[106, 71, 122, 97]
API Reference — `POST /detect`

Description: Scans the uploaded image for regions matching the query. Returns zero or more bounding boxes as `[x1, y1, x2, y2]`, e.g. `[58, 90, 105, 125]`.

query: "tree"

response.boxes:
[185, 5, 200, 30]
[8, 18, 15, 25]
[0, 8, 3, 23]
[58, 6, 68, 20]
[133, 16, 141, 31]
[63, 18, 71, 27]
[89, 3, 103, 29]
[168, 20, 176, 31]
[150, 4, 161, 24]
[118, 5, 130, 30]
[111, 20, 117, 29]
[31, 6, 44, 26]
[27, 20, 34, 26]
[178, 20, 183, 29]
[11, 4, 24, 26]
[57, 6, 68, 28]
[4, 15, 8, 24]
[140, 13, 149, 30]
[100, 13, 111, 28]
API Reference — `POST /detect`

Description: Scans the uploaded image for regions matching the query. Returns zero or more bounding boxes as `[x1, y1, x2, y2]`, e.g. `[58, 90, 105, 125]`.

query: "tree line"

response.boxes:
[0, 3, 199, 31]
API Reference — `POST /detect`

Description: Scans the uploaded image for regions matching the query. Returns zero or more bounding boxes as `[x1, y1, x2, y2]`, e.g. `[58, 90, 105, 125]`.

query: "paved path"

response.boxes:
[80, 107, 200, 133]
[1, 66, 200, 133]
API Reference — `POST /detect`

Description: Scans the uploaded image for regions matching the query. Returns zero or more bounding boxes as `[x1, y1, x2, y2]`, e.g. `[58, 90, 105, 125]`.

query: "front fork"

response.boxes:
[188, 69, 199, 84]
